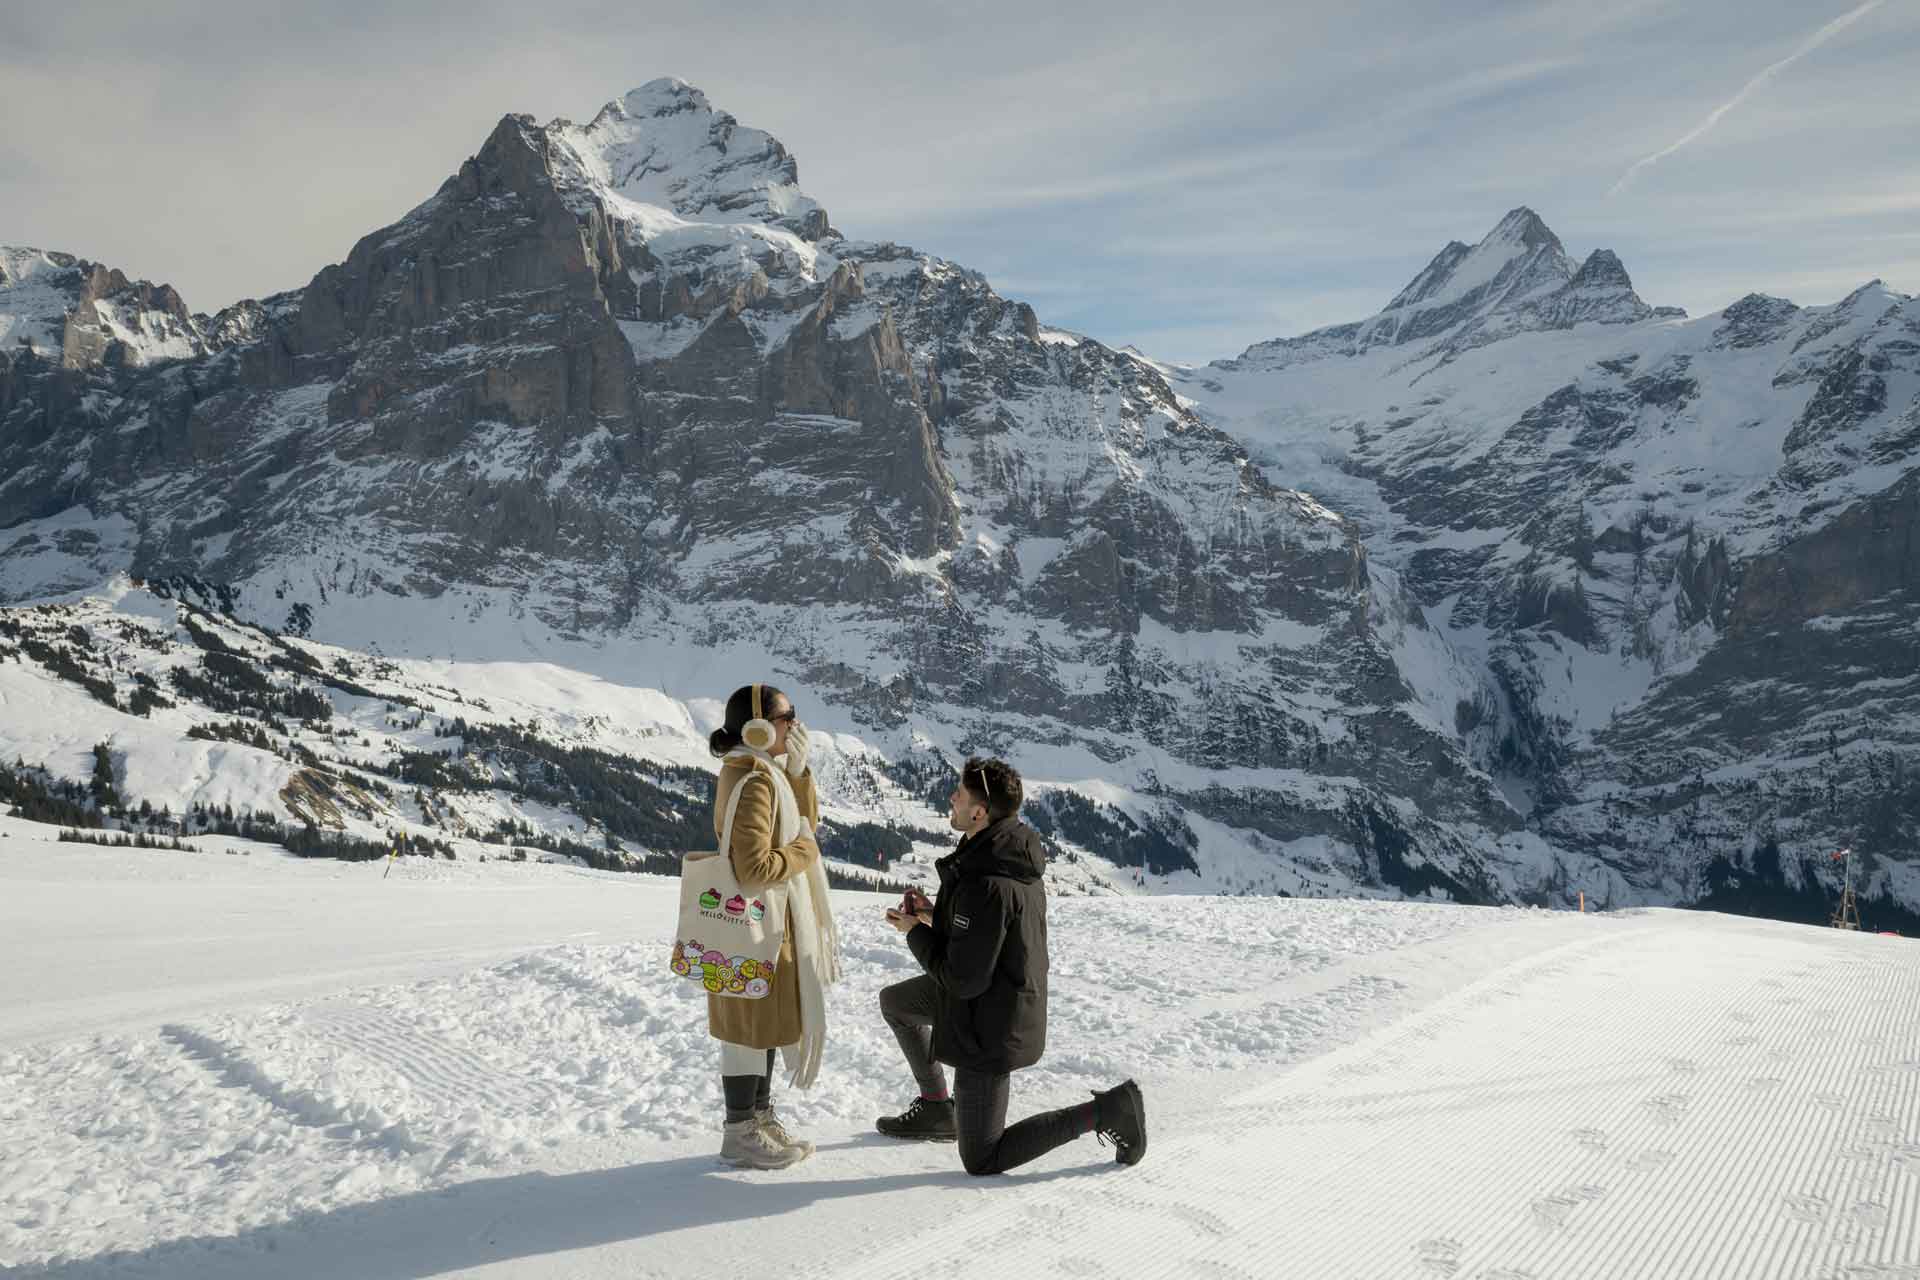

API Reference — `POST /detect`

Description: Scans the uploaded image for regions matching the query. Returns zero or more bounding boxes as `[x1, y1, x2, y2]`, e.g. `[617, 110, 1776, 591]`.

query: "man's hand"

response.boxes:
[886, 907, 933, 934]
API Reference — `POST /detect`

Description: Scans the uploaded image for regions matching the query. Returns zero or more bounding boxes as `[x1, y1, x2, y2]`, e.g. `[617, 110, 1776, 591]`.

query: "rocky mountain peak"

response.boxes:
[1567, 248, 1630, 289]
[1486, 205, 1561, 253]
[1523, 247, 1661, 330]
[616, 76, 712, 118]
[1218, 209, 1652, 371]
[552, 79, 831, 241]
[1834, 278, 1901, 314]
[1330, 207, 1575, 354]
[1381, 208, 1569, 316]
[0, 245, 205, 368]
[1711, 292, 1801, 349]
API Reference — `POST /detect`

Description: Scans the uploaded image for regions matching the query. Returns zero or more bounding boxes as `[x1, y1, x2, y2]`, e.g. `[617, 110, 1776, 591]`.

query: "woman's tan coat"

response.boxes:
[707, 754, 822, 1049]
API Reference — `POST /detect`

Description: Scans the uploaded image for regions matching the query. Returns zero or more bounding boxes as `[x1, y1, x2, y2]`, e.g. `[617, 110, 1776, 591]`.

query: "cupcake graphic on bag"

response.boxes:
[724, 894, 747, 917]
[698, 888, 721, 910]
[749, 899, 766, 921]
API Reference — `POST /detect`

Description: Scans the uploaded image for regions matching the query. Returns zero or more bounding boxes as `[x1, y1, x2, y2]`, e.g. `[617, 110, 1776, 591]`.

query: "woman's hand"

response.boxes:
[783, 721, 810, 778]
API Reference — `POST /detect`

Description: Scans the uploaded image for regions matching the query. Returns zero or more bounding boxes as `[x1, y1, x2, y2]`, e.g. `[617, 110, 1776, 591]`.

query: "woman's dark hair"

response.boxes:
[708, 684, 789, 757]
[960, 756, 1022, 822]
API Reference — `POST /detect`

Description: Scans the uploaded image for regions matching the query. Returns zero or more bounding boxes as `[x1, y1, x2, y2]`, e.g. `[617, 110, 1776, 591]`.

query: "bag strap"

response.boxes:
[716, 765, 753, 865]
[712, 761, 802, 902]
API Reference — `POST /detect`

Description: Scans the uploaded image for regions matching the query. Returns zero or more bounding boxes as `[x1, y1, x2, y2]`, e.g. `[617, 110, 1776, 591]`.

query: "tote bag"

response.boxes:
[669, 773, 787, 999]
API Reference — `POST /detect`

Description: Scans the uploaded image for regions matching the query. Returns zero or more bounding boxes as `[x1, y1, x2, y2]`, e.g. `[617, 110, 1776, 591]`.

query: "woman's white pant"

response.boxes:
[720, 1040, 783, 1075]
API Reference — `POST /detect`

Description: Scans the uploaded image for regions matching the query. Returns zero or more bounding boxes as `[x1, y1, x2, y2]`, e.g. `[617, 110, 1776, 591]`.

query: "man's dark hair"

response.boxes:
[961, 756, 1022, 822]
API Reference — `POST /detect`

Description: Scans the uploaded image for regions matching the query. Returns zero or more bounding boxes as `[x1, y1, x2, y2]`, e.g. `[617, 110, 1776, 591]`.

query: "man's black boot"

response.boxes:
[876, 1096, 958, 1141]
[1091, 1079, 1146, 1166]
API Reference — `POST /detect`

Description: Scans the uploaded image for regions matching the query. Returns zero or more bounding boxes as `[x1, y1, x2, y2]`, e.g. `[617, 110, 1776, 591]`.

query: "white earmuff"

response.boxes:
[740, 682, 777, 752]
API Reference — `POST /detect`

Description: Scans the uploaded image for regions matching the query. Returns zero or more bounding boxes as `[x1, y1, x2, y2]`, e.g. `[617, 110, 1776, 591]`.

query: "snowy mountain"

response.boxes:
[1176, 211, 1920, 926]
[2, 86, 1914, 924]
[1227, 208, 1684, 373]
[0, 580, 968, 896]
[0, 246, 214, 370]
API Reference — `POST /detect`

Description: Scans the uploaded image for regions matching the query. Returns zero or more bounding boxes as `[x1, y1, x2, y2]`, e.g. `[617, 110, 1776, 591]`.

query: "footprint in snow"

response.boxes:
[1413, 1237, 1462, 1275]
[1642, 1093, 1690, 1123]
[1529, 1184, 1606, 1231]
[1184, 1262, 1258, 1280]
[1781, 1192, 1829, 1223]
[1166, 1203, 1233, 1238]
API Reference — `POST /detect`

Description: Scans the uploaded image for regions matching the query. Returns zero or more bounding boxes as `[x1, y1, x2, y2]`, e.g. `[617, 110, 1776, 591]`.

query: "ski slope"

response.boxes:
[3, 819, 1915, 1278]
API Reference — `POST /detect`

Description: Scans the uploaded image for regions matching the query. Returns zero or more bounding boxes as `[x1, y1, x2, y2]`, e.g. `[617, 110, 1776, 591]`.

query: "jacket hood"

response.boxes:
[952, 817, 1047, 883]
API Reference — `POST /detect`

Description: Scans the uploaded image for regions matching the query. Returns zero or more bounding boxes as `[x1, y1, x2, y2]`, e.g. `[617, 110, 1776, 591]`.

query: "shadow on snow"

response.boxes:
[26, 1140, 1113, 1279]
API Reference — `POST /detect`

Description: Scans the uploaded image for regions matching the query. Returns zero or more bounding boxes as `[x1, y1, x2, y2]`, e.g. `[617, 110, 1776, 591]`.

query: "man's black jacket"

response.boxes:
[907, 816, 1049, 1074]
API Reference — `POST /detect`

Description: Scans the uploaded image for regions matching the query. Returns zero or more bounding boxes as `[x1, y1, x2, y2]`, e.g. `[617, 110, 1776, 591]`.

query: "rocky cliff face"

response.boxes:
[0, 80, 1554, 905]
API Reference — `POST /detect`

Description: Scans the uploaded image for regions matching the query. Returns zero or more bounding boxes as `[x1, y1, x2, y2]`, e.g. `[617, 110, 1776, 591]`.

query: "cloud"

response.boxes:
[1609, 0, 1888, 195]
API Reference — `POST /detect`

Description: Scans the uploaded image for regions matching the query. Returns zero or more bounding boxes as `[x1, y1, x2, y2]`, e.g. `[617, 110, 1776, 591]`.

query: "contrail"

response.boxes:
[1610, 0, 1887, 195]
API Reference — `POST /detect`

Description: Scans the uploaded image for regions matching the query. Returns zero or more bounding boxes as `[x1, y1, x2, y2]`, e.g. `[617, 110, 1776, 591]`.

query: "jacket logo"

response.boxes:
[953, 914, 970, 930]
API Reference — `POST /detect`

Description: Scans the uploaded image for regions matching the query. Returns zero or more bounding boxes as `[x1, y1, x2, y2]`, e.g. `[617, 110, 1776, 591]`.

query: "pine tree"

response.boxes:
[1570, 500, 1595, 573]
[1203, 682, 1238, 769]
[90, 743, 118, 808]
[1630, 499, 1654, 587]
[1104, 631, 1140, 734]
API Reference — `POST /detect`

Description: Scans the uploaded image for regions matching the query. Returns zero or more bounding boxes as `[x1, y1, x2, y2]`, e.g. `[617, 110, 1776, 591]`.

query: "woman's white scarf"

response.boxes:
[726, 746, 843, 1089]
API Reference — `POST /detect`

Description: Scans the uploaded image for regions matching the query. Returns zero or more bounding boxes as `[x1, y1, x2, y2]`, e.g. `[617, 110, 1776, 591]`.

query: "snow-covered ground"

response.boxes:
[4, 818, 1916, 1278]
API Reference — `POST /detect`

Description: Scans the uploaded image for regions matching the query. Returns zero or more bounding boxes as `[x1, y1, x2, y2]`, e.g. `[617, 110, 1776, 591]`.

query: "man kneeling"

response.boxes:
[878, 756, 1145, 1174]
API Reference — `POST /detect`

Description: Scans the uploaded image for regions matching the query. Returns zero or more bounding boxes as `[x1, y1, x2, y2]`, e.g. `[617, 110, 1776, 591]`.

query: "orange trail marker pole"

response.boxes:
[1579, 890, 1585, 913]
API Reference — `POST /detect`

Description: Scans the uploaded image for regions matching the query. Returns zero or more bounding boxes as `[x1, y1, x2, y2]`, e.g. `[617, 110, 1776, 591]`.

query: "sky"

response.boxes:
[4, 0, 1917, 364]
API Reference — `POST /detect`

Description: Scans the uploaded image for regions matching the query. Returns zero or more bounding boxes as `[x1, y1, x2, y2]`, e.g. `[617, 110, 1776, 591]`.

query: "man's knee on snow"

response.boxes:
[959, 1143, 999, 1177]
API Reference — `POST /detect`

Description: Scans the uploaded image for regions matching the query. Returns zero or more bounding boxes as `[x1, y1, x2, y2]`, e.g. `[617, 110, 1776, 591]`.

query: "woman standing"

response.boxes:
[705, 683, 842, 1169]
